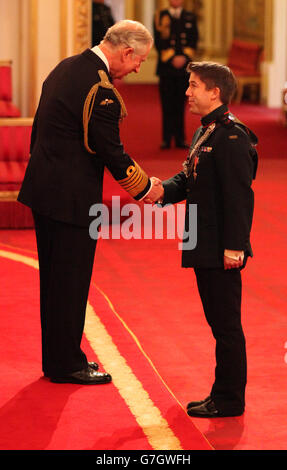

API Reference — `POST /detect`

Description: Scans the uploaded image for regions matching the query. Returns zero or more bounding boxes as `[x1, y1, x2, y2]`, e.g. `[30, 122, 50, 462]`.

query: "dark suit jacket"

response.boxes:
[162, 105, 257, 268]
[18, 49, 150, 227]
[154, 8, 198, 77]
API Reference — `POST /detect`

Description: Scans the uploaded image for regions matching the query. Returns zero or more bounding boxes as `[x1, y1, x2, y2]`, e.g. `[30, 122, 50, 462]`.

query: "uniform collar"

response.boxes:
[201, 104, 229, 127]
[91, 45, 110, 71]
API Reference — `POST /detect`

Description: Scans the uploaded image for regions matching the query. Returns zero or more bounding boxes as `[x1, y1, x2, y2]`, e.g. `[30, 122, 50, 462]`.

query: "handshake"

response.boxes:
[144, 177, 164, 204]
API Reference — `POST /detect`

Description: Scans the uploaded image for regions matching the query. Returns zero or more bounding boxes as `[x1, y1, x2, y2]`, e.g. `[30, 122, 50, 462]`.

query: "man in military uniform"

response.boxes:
[18, 20, 161, 385]
[148, 62, 258, 417]
[154, 0, 198, 149]
[92, 0, 114, 46]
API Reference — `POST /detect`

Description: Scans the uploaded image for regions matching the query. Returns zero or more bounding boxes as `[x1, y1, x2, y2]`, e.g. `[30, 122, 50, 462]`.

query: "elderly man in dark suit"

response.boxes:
[18, 20, 162, 385]
[148, 61, 258, 417]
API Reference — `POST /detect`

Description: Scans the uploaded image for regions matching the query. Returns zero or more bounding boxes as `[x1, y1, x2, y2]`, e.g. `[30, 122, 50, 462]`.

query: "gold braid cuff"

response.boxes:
[117, 162, 150, 199]
[161, 48, 175, 63]
[83, 70, 127, 154]
[183, 47, 195, 60]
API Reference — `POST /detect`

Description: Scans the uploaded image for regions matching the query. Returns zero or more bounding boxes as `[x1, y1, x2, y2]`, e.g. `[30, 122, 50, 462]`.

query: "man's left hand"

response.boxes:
[224, 254, 243, 270]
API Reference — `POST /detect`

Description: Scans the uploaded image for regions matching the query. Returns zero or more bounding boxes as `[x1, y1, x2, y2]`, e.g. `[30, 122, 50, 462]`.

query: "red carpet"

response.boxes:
[0, 84, 287, 451]
[0, 244, 212, 451]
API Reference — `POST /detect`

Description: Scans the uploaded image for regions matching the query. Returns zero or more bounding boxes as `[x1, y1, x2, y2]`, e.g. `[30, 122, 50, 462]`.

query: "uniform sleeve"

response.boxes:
[153, 11, 176, 64]
[188, 15, 199, 50]
[215, 129, 255, 251]
[162, 171, 187, 205]
[153, 13, 161, 53]
[87, 87, 151, 201]
[29, 110, 38, 155]
[182, 13, 199, 60]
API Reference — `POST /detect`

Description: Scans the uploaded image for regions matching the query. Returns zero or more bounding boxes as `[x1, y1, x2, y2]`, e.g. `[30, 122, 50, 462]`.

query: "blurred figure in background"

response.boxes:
[92, 0, 115, 46]
[154, 0, 198, 149]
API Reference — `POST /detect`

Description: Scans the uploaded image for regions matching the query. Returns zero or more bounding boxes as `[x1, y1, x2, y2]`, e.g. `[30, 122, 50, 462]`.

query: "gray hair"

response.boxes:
[102, 20, 153, 55]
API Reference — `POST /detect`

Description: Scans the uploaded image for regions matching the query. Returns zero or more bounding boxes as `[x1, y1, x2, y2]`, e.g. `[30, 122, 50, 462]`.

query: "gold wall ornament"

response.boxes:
[233, 0, 265, 44]
[73, 0, 91, 54]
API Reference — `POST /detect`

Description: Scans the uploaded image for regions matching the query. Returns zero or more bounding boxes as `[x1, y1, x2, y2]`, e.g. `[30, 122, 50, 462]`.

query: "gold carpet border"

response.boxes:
[92, 283, 214, 451]
[93, 283, 185, 409]
[85, 303, 182, 450]
[0, 249, 39, 268]
[0, 248, 183, 451]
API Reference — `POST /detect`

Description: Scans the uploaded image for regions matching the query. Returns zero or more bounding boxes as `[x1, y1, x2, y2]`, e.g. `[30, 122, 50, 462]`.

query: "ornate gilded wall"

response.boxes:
[233, 0, 265, 44]
[73, 0, 92, 54]
[0, 0, 282, 112]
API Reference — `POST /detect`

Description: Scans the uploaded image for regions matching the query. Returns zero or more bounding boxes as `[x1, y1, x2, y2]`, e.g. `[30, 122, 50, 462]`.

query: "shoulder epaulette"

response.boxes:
[232, 115, 258, 147]
[83, 70, 127, 154]
[217, 113, 236, 129]
[220, 112, 258, 179]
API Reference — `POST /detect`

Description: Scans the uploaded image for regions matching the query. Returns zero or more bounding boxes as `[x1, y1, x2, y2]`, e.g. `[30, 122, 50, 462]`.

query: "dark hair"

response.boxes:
[186, 61, 237, 104]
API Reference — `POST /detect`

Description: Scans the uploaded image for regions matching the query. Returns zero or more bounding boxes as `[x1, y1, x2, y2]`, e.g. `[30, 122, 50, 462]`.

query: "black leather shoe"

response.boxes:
[187, 399, 243, 418]
[50, 365, 112, 384]
[176, 141, 189, 149]
[44, 361, 99, 378]
[187, 395, 211, 410]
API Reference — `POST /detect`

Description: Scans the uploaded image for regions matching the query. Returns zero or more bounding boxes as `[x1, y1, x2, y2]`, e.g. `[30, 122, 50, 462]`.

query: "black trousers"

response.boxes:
[194, 267, 247, 414]
[159, 74, 189, 145]
[33, 211, 97, 376]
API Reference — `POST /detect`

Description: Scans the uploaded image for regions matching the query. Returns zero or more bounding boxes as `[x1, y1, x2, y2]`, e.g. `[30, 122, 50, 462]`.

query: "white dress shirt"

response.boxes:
[91, 45, 110, 71]
[169, 7, 183, 18]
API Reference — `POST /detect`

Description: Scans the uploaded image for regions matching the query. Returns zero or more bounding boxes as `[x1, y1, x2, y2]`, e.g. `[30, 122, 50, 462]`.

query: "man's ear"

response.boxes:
[211, 86, 221, 101]
[122, 47, 134, 60]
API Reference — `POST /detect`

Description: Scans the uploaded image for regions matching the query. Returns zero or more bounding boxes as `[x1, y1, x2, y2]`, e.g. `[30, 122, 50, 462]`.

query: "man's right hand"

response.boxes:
[144, 177, 164, 203]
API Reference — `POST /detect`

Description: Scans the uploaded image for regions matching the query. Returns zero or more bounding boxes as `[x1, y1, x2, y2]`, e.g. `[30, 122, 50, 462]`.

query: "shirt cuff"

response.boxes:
[138, 181, 153, 201]
[224, 249, 244, 260]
